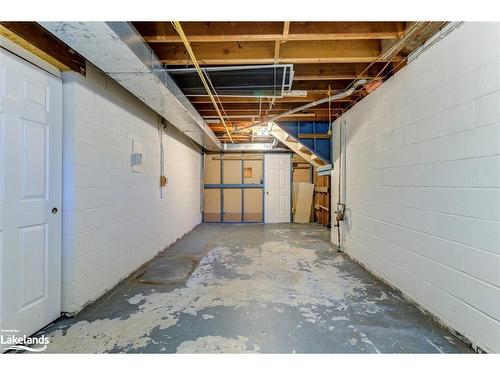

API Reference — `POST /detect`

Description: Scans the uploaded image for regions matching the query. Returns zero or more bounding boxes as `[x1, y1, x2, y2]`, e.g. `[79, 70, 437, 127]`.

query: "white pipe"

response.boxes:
[253, 80, 368, 128]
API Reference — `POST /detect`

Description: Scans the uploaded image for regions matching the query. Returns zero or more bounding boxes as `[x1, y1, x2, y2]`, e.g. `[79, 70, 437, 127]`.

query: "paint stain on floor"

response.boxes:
[34, 224, 472, 353]
[176, 335, 259, 353]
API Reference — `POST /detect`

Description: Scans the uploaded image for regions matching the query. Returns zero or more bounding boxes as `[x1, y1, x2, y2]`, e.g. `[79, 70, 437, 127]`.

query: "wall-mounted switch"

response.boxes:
[131, 153, 142, 166]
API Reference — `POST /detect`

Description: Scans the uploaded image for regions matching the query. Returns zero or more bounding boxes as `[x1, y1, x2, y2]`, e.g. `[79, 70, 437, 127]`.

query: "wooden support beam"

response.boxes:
[298, 144, 312, 154]
[279, 39, 383, 63]
[133, 21, 404, 43]
[154, 39, 384, 65]
[292, 155, 308, 163]
[193, 102, 348, 111]
[212, 154, 264, 160]
[288, 22, 405, 40]
[275, 21, 291, 61]
[155, 41, 274, 65]
[292, 62, 388, 81]
[291, 80, 350, 91]
[0, 22, 86, 74]
[199, 107, 344, 114]
[135, 21, 283, 43]
[198, 109, 343, 118]
[204, 114, 335, 122]
[298, 133, 331, 139]
[274, 40, 281, 61]
[283, 21, 291, 39]
[274, 21, 289, 61]
[188, 94, 353, 104]
[203, 113, 318, 118]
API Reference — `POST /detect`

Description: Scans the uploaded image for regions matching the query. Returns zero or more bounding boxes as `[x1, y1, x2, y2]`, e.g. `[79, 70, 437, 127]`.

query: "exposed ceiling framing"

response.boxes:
[1, 21, 447, 146]
[0, 21, 86, 74]
[133, 21, 447, 143]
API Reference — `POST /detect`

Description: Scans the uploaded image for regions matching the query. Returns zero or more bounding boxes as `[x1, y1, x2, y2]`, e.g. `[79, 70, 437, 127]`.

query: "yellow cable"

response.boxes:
[171, 21, 233, 143]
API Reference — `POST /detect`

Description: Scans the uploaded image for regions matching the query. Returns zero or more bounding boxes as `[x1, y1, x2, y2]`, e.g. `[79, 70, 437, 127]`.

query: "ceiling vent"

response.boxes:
[167, 64, 293, 97]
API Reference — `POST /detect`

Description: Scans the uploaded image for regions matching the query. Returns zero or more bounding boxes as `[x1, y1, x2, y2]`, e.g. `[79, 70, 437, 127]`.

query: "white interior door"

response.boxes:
[0, 48, 62, 349]
[264, 154, 291, 223]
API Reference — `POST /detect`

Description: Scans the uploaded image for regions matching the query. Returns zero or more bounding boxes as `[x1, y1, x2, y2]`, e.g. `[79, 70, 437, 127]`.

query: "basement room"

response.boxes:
[0, 3, 499, 371]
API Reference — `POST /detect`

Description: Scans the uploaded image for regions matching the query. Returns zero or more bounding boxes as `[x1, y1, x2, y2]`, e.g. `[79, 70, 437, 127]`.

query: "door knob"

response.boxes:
[52, 207, 58, 214]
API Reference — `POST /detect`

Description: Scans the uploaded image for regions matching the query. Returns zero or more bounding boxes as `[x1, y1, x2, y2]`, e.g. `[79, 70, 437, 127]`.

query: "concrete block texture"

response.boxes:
[332, 23, 500, 352]
[61, 63, 202, 313]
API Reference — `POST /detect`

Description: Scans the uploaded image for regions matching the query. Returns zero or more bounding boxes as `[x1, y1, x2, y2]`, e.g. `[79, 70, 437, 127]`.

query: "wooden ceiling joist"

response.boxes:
[133, 22, 405, 43]
[154, 39, 390, 65]
[274, 21, 289, 61]
[193, 102, 348, 111]
[199, 109, 340, 116]
[209, 112, 339, 117]
[204, 113, 323, 120]
[132, 21, 446, 143]
[292, 62, 390, 81]
[0, 22, 86, 74]
[203, 116, 339, 124]
[291, 80, 350, 91]
[188, 95, 353, 104]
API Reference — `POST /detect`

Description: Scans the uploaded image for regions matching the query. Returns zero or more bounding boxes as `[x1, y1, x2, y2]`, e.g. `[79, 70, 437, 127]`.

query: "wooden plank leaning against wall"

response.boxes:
[313, 170, 331, 227]
[292, 153, 331, 227]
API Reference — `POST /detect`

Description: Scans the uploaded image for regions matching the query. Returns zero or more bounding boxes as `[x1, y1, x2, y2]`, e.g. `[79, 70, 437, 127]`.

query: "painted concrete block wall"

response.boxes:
[61, 64, 202, 313]
[331, 23, 500, 352]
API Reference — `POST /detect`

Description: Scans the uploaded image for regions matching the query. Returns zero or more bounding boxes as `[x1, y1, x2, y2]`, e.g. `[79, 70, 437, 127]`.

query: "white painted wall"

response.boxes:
[61, 64, 202, 313]
[332, 23, 500, 352]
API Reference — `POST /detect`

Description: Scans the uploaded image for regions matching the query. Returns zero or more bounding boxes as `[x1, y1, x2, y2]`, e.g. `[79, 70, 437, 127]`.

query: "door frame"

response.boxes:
[0, 46, 62, 351]
[264, 153, 292, 223]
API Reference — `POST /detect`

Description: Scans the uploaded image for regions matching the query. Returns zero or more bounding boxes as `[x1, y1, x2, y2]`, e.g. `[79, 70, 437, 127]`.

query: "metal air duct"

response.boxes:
[39, 22, 221, 151]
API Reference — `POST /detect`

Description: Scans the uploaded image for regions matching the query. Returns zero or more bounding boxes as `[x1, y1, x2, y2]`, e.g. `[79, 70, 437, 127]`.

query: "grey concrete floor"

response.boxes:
[36, 223, 472, 353]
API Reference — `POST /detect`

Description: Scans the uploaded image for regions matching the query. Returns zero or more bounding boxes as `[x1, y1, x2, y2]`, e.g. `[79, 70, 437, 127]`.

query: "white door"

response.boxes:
[0, 48, 62, 349]
[264, 154, 291, 223]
